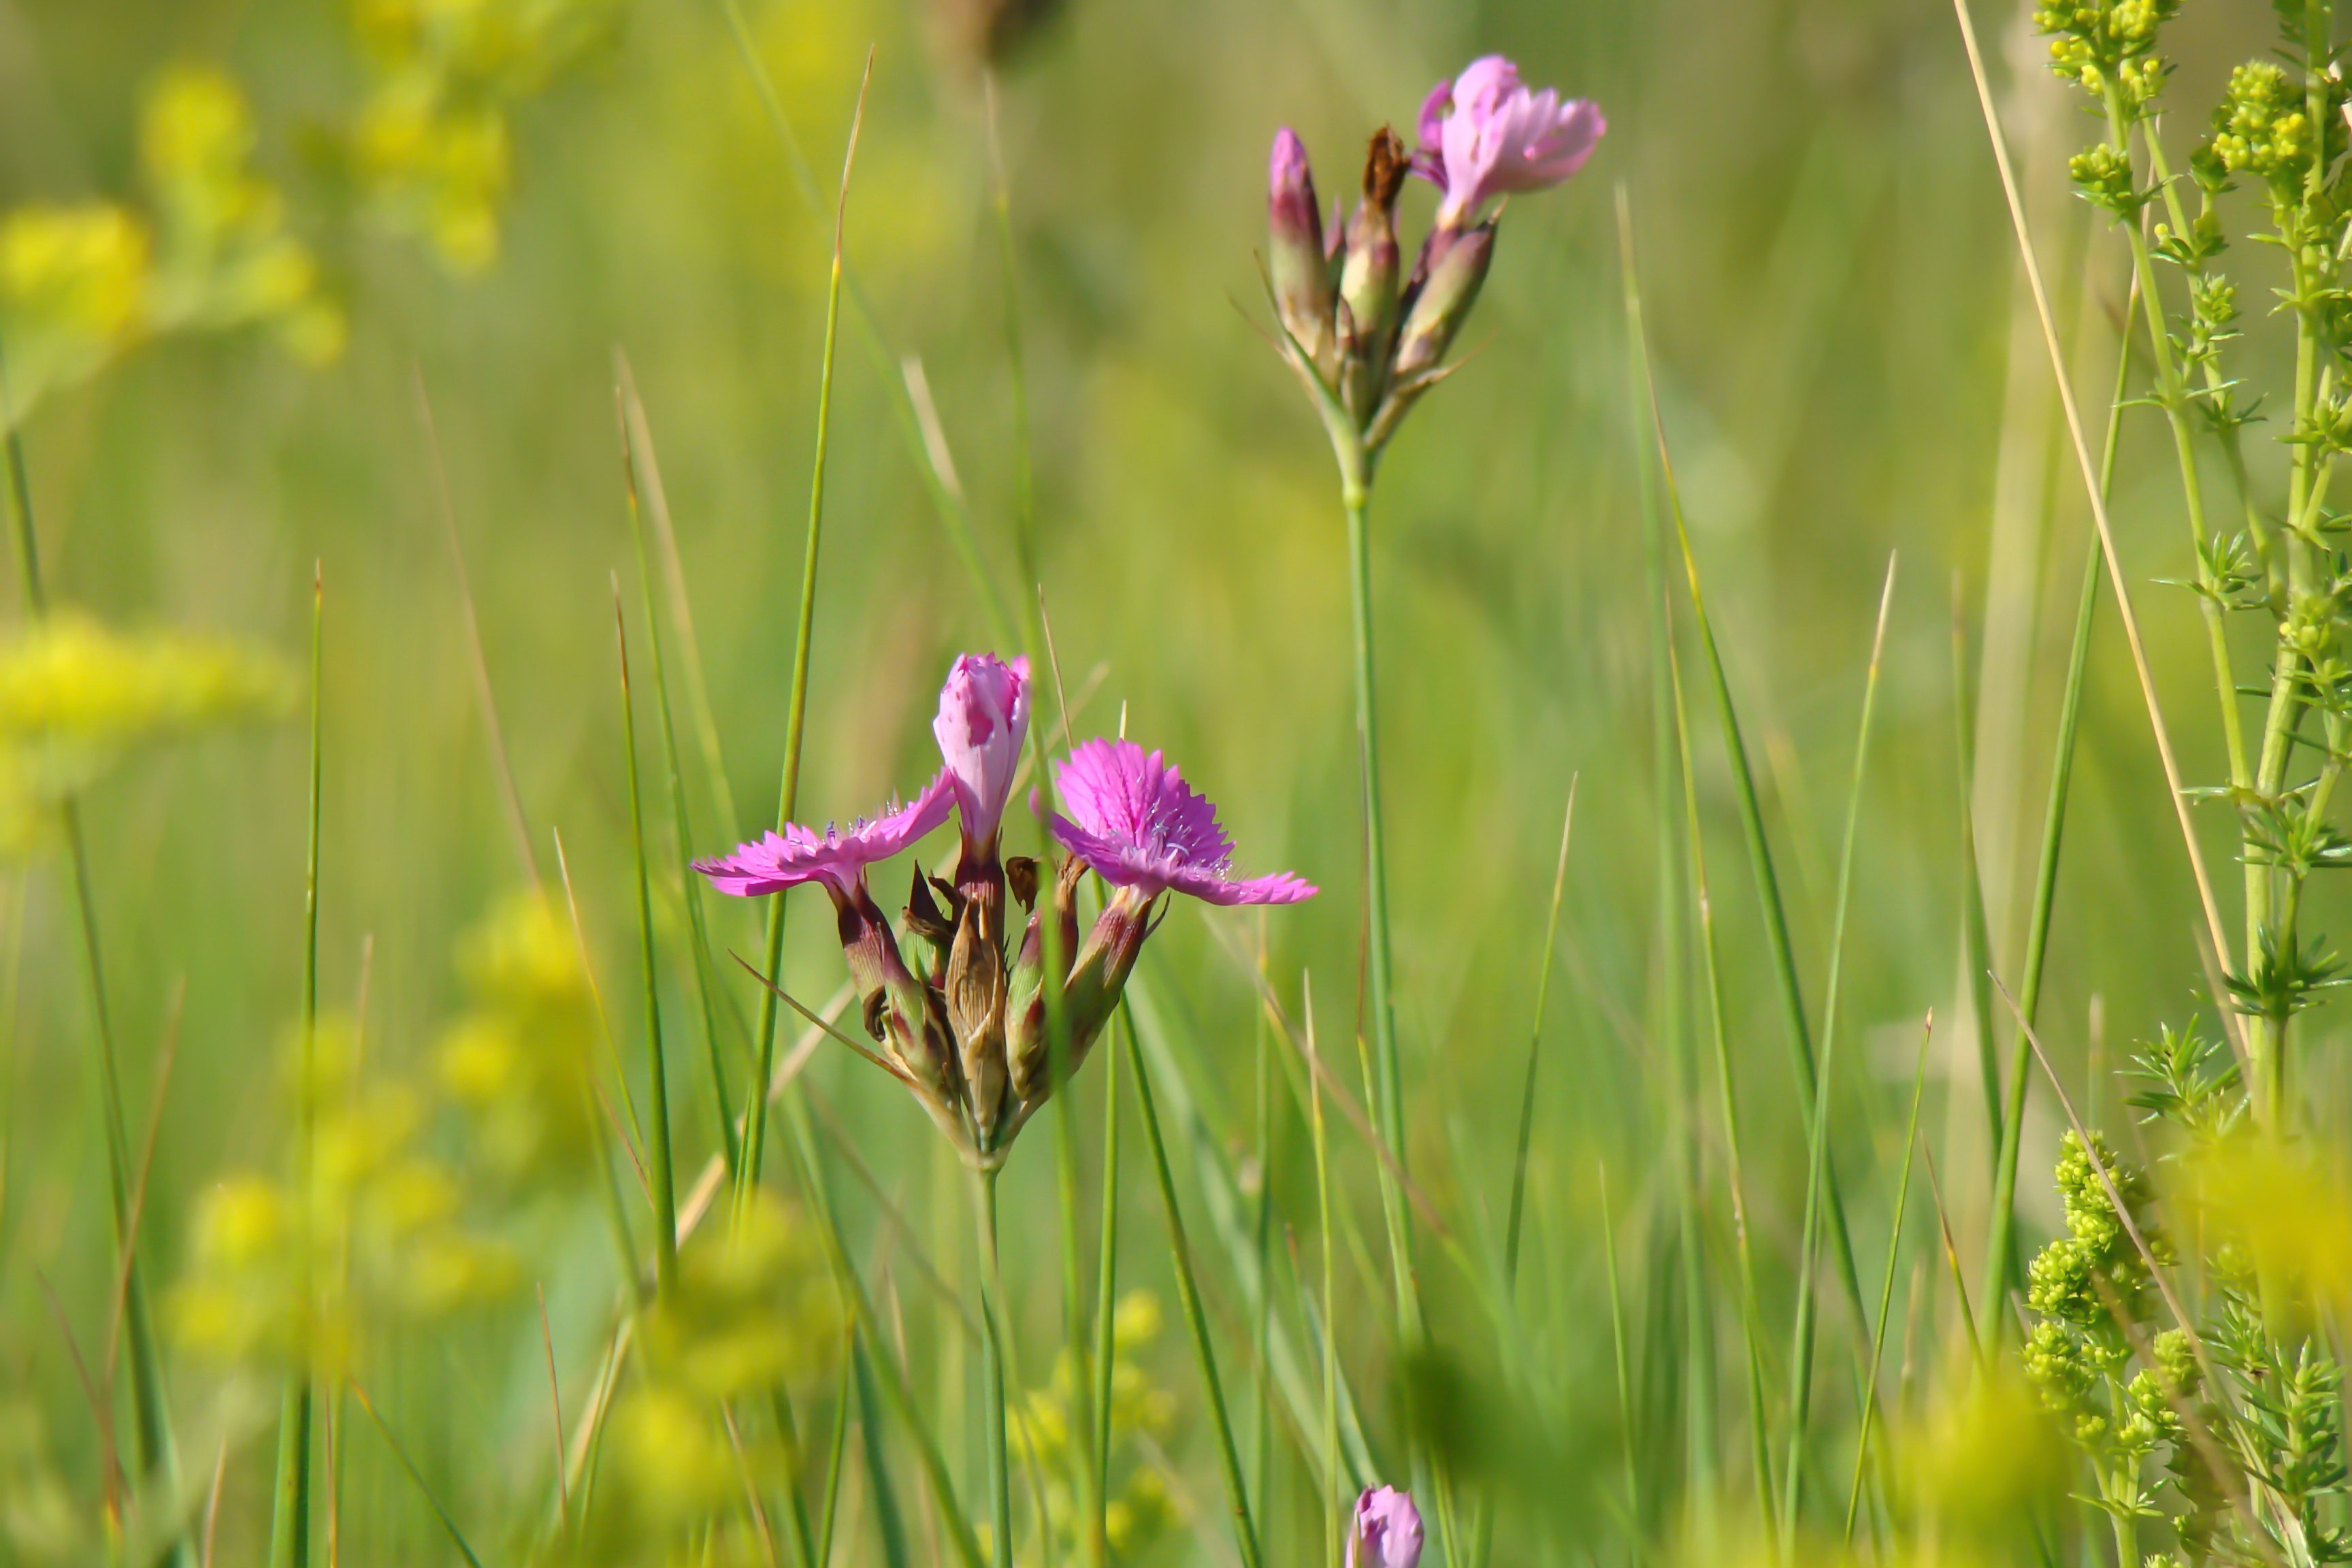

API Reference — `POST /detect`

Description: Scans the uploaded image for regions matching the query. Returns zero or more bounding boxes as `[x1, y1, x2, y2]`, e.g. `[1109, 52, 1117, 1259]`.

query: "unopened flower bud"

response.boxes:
[945, 898, 1010, 1144]
[1392, 220, 1494, 384]
[1349, 1488, 1422, 1568]
[1007, 853, 1085, 1102]
[1337, 127, 1407, 424]
[1269, 129, 1336, 375]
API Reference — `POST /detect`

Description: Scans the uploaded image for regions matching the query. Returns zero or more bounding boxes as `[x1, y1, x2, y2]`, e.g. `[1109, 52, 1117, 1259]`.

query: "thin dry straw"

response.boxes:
[414, 369, 540, 889]
[1980, 276, 2140, 1337]
[615, 577, 680, 1294]
[1782, 552, 1897, 1543]
[1947, 0, 2233, 1030]
[740, 49, 872, 1205]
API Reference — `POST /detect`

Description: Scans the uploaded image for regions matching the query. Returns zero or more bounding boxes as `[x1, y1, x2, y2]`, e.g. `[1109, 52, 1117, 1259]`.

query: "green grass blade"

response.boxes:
[741, 55, 869, 1203]
[3, 348, 185, 1556]
[1305, 979, 1342, 1568]
[271, 566, 325, 1568]
[615, 581, 680, 1294]
[1979, 298, 2136, 1343]
[853, 1333, 914, 1568]
[1949, 576, 2002, 1154]
[784, 1094, 984, 1568]
[1843, 1013, 1934, 1544]
[1781, 554, 1897, 1542]
[1617, 188, 1713, 1522]
[1667, 619, 1777, 1541]
[1505, 782, 1577, 1290]
[618, 370, 740, 1179]
[1599, 1159, 1641, 1555]
[706, 0, 1015, 649]
[1093, 1009, 1124, 1518]
[1128, 1018, 1264, 1568]
[347, 1381, 484, 1568]
[819, 1327, 855, 1568]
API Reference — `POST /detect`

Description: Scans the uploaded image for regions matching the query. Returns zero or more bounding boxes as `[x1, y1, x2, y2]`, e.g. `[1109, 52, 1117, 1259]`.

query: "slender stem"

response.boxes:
[1, 353, 182, 1543]
[1668, 629, 1776, 1541]
[1339, 466, 1405, 1175]
[975, 1169, 1013, 1568]
[617, 591, 679, 1295]
[1782, 556, 1897, 1545]
[1599, 1160, 1641, 1546]
[1305, 985, 1340, 1568]
[1982, 269, 2136, 1336]
[743, 58, 868, 1203]
[1129, 1024, 1264, 1568]
[1843, 1014, 1935, 1542]
[818, 1328, 853, 1568]
[621, 402, 738, 1178]
[1091, 1017, 1122, 1522]
[272, 570, 325, 1568]
[1505, 785, 1576, 1289]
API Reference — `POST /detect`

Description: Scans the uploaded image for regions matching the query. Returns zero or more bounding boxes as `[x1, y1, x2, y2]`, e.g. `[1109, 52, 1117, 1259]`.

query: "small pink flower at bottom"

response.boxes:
[1414, 55, 1605, 229]
[1048, 738, 1316, 906]
[1350, 1487, 1423, 1568]
[693, 769, 956, 900]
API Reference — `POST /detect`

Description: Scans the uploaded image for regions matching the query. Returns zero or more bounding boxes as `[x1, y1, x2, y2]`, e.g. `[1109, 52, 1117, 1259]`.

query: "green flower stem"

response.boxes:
[616, 592, 679, 1296]
[1, 363, 184, 1558]
[1337, 459, 1405, 1174]
[1091, 1018, 1122, 1517]
[1843, 1014, 1934, 1543]
[973, 1168, 1013, 1568]
[1982, 307, 2134, 1335]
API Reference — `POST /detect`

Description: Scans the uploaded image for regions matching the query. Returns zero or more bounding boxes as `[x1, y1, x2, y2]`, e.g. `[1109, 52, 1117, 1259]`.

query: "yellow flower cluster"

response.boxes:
[594, 1192, 842, 1549]
[348, 0, 615, 272]
[0, 610, 293, 853]
[1010, 1290, 1177, 1563]
[170, 1016, 519, 1372]
[0, 66, 340, 428]
[436, 889, 603, 1180]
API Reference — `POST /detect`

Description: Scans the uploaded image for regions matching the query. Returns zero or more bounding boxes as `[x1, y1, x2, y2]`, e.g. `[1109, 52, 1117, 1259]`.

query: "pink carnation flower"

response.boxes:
[932, 652, 1030, 849]
[1049, 738, 1316, 906]
[1414, 56, 1605, 229]
[696, 769, 956, 900]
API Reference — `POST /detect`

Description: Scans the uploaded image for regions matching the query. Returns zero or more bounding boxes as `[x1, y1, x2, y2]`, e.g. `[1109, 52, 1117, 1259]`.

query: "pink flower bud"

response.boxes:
[1269, 129, 1336, 372]
[932, 653, 1030, 850]
[1349, 1487, 1422, 1568]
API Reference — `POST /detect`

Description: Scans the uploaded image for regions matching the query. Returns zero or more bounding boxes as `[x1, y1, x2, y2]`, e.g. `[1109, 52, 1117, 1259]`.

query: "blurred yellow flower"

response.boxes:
[437, 889, 603, 1180]
[2175, 1132, 2352, 1323]
[0, 203, 150, 418]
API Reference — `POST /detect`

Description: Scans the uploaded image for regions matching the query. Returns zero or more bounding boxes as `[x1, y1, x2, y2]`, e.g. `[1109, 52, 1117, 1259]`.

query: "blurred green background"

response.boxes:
[0, 0, 2328, 1561]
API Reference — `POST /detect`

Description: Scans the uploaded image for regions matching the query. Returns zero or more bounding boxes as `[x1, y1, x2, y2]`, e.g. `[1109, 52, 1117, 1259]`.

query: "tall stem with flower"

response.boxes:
[698, 654, 1313, 1568]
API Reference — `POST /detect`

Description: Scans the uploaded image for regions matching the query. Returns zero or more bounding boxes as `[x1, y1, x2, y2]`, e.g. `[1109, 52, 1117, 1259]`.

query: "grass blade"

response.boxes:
[615, 578, 681, 1294]
[1505, 781, 1577, 1290]
[1781, 553, 1897, 1541]
[1843, 1012, 1934, 1543]
[1614, 184, 1715, 1524]
[741, 52, 871, 1203]
[1667, 615, 1777, 1540]
[2, 347, 186, 1558]
[617, 363, 740, 1179]
[346, 1381, 485, 1568]
[270, 564, 325, 1568]
[1128, 1017, 1264, 1568]
[1979, 278, 2138, 1341]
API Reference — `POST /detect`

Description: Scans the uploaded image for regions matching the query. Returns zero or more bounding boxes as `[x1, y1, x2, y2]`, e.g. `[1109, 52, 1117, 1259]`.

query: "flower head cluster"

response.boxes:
[2, 65, 339, 430]
[1267, 55, 1602, 457]
[348, 0, 617, 272]
[2206, 61, 2349, 205]
[698, 653, 1313, 1169]
[2033, 0, 2177, 108]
